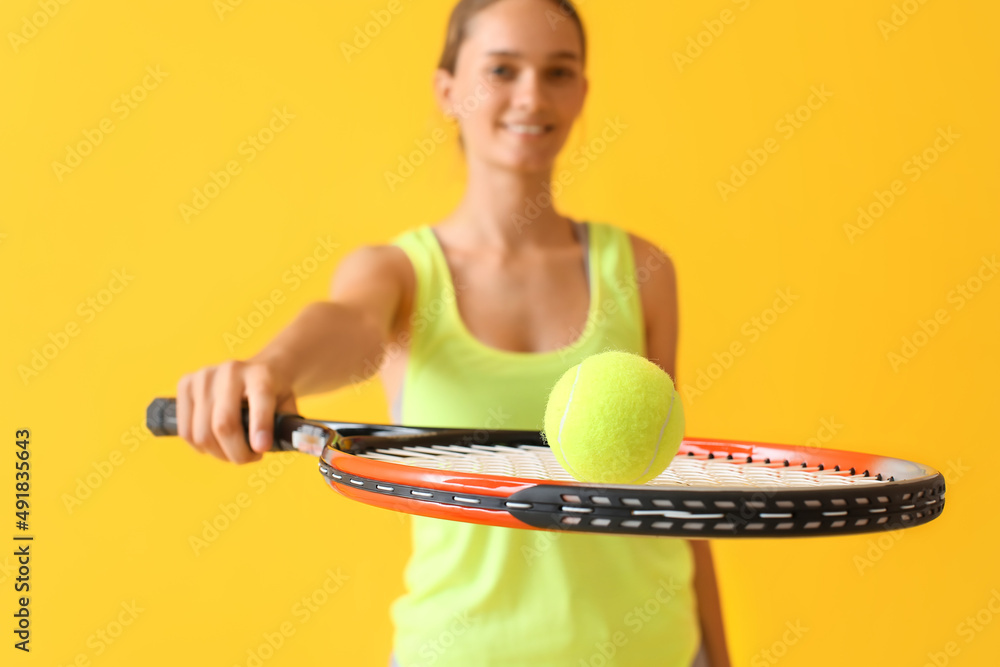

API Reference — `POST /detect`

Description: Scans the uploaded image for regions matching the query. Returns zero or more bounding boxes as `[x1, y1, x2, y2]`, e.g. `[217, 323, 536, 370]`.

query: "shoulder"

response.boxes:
[626, 232, 676, 280]
[628, 233, 677, 324]
[331, 244, 412, 294]
[585, 222, 677, 293]
[329, 242, 416, 332]
[623, 231, 679, 375]
[625, 231, 677, 314]
[590, 223, 677, 292]
[588, 223, 673, 267]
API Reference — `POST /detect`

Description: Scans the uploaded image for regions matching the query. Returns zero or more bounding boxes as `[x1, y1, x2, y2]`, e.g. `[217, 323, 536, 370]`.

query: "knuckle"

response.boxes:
[192, 369, 214, 395]
[212, 419, 239, 438]
[219, 359, 244, 377]
[253, 372, 274, 394]
[191, 423, 214, 448]
[212, 416, 240, 439]
[246, 364, 274, 391]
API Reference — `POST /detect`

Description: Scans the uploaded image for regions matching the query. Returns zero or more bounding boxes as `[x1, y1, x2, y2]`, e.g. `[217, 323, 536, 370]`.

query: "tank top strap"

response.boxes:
[581, 222, 646, 358]
[389, 226, 463, 361]
[389, 222, 646, 379]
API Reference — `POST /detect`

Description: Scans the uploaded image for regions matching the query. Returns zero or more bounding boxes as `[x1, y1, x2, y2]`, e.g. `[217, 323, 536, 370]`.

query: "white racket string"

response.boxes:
[358, 444, 889, 488]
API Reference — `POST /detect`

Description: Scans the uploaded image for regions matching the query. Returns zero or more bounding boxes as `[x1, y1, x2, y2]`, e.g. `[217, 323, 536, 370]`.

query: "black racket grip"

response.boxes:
[146, 397, 253, 438]
[147, 398, 180, 436]
[146, 397, 310, 456]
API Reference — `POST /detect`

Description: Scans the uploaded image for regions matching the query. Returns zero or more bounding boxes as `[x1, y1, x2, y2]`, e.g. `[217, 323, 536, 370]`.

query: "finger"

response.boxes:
[244, 366, 278, 454]
[212, 362, 257, 464]
[176, 375, 194, 445]
[191, 368, 225, 460]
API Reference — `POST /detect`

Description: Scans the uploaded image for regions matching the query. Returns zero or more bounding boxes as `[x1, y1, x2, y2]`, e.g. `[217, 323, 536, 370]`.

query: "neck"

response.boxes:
[441, 156, 574, 251]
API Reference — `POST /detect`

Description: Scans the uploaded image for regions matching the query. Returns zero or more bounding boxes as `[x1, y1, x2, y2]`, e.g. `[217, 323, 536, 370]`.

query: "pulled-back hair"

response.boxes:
[437, 0, 587, 73]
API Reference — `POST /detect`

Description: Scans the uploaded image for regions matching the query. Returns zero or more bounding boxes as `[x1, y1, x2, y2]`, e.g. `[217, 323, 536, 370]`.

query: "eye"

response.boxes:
[548, 67, 576, 81]
[488, 65, 515, 80]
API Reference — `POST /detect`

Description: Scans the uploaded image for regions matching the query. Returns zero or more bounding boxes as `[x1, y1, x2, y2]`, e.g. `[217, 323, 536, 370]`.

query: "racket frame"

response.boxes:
[147, 398, 946, 538]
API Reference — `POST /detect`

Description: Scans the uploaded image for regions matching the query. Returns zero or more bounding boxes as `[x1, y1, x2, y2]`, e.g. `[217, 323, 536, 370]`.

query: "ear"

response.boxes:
[433, 68, 456, 118]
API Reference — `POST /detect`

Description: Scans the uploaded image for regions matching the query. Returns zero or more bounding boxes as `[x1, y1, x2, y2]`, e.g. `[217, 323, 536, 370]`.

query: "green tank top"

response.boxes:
[388, 222, 699, 667]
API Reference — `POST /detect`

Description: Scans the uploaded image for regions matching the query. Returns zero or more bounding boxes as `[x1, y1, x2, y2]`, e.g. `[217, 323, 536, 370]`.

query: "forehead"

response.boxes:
[461, 0, 584, 61]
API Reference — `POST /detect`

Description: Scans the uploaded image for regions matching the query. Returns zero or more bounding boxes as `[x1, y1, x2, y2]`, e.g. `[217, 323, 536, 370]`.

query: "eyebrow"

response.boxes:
[485, 49, 580, 61]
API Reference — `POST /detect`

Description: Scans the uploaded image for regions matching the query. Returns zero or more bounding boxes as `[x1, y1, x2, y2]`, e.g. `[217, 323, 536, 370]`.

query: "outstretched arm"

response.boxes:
[254, 245, 409, 397]
[175, 245, 409, 463]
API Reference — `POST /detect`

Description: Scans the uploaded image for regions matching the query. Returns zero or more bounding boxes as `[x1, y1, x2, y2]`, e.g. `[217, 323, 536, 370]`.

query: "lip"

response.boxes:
[500, 122, 555, 139]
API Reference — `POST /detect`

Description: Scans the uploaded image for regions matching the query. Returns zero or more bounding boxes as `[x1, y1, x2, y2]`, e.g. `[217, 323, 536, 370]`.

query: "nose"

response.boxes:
[510, 69, 547, 112]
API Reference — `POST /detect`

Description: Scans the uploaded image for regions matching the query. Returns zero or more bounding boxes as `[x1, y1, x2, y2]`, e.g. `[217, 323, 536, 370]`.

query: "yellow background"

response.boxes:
[2, 0, 998, 665]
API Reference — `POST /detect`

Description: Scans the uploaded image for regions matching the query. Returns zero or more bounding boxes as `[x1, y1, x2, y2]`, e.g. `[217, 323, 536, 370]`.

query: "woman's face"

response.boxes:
[436, 0, 588, 174]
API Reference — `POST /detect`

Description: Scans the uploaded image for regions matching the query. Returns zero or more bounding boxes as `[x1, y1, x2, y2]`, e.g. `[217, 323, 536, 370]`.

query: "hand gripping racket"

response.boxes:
[147, 398, 945, 538]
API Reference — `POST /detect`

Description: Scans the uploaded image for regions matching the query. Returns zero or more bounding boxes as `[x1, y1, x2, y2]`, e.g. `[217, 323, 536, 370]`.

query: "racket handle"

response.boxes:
[147, 398, 179, 436]
[146, 397, 261, 441]
[146, 398, 305, 455]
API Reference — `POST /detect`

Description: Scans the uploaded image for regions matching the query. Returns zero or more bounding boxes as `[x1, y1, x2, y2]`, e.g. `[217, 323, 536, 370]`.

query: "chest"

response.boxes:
[447, 251, 592, 353]
[380, 249, 592, 405]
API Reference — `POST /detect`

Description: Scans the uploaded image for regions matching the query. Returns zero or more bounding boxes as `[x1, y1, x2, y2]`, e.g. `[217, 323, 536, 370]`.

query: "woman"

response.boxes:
[175, 0, 730, 664]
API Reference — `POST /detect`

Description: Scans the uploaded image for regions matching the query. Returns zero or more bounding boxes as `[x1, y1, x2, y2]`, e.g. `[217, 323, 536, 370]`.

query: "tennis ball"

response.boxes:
[544, 350, 684, 485]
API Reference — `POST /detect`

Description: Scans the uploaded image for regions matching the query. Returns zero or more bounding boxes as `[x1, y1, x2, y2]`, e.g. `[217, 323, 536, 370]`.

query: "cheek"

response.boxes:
[458, 95, 503, 135]
[555, 88, 586, 120]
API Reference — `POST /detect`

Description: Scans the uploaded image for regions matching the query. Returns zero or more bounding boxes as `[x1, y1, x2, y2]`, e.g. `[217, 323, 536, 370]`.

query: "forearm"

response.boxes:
[690, 540, 731, 667]
[250, 301, 387, 397]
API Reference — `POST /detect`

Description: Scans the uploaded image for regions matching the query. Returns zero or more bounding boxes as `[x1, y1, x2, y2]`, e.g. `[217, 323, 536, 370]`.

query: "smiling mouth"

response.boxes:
[501, 123, 555, 136]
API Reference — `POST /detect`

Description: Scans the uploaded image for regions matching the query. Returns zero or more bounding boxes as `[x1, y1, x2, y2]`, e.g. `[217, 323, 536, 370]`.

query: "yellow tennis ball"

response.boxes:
[544, 350, 684, 484]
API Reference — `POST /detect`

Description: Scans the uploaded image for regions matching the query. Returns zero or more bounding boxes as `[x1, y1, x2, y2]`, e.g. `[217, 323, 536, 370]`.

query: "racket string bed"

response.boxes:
[359, 444, 889, 489]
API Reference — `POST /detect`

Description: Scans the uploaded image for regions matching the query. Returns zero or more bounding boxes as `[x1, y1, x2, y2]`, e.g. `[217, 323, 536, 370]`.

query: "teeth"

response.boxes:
[507, 124, 547, 135]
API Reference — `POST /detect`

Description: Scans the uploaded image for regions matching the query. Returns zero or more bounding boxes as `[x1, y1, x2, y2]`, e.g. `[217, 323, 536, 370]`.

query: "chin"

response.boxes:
[489, 146, 563, 175]
[508, 152, 554, 169]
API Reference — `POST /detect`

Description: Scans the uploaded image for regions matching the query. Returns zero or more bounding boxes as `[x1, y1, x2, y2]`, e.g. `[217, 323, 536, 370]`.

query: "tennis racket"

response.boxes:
[147, 398, 945, 538]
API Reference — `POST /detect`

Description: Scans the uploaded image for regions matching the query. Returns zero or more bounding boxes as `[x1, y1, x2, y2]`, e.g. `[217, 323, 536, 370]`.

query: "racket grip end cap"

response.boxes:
[147, 398, 178, 436]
